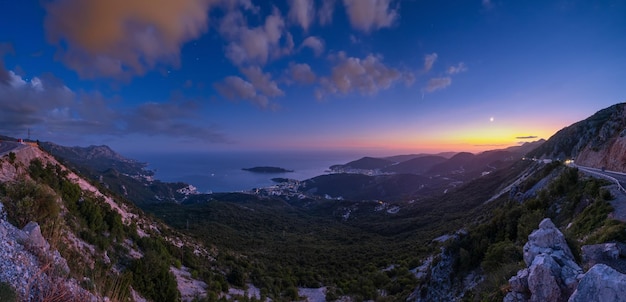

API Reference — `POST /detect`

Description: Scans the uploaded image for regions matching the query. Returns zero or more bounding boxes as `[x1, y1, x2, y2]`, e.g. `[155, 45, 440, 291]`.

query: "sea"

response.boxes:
[127, 150, 365, 193]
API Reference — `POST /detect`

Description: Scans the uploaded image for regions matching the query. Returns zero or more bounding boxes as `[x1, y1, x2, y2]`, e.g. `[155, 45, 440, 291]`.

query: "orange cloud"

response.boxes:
[44, 0, 216, 79]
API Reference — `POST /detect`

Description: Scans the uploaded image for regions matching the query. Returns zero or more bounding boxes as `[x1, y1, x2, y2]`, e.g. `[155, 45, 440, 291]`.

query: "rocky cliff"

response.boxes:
[528, 103, 626, 172]
[505, 218, 626, 302]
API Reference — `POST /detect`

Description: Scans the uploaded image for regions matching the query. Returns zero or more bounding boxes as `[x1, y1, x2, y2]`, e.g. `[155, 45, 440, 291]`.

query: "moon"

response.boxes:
[489, 116, 494, 122]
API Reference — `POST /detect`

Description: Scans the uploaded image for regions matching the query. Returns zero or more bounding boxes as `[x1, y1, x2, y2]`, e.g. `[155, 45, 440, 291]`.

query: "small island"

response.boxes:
[242, 166, 294, 173]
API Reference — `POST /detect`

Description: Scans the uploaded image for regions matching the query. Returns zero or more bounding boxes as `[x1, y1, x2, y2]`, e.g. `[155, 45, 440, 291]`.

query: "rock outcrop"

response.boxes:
[504, 218, 583, 302]
[0, 203, 88, 300]
[568, 264, 626, 302]
[505, 218, 626, 302]
[581, 243, 626, 273]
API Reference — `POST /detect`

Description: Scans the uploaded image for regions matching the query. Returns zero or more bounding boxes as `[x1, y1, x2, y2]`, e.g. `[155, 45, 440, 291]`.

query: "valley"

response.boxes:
[2, 104, 626, 301]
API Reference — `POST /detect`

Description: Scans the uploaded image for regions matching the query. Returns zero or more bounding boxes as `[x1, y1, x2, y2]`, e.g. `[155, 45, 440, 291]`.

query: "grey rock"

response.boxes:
[509, 269, 529, 293]
[528, 254, 564, 302]
[0, 221, 6, 237]
[503, 291, 528, 302]
[582, 243, 621, 265]
[568, 264, 626, 302]
[21, 221, 50, 252]
[505, 218, 582, 302]
[523, 218, 574, 266]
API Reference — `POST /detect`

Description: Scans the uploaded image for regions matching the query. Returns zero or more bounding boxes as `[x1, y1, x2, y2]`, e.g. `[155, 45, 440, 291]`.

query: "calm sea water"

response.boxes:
[126, 150, 364, 193]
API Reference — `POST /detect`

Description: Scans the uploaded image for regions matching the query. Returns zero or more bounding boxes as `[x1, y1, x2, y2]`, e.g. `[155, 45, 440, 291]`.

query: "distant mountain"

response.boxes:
[38, 142, 195, 204]
[330, 156, 394, 170]
[382, 155, 448, 174]
[527, 103, 626, 171]
[504, 139, 546, 155]
[40, 142, 150, 176]
[301, 173, 444, 201]
[383, 152, 457, 163]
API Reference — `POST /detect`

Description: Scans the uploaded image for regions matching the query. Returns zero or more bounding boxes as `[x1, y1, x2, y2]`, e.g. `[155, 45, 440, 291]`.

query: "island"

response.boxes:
[242, 166, 294, 173]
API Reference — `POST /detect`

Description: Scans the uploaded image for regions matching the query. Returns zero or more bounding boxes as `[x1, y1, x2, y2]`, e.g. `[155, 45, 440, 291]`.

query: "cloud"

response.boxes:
[124, 101, 226, 141]
[423, 53, 438, 72]
[240, 66, 284, 97]
[214, 76, 265, 106]
[317, 52, 409, 98]
[447, 62, 467, 74]
[342, 0, 398, 32]
[288, 0, 315, 31]
[318, 0, 336, 25]
[482, 0, 493, 9]
[300, 36, 325, 56]
[44, 0, 215, 79]
[424, 77, 452, 93]
[516, 136, 538, 139]
[286, 62, 317, 84]
[219, 7, 291, 66]
[0, 69, 226, 142]
[214, 66, 283, 108]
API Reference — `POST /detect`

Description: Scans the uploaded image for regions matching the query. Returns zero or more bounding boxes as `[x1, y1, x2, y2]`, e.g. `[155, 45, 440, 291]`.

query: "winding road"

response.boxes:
[571, 163, 626, 193]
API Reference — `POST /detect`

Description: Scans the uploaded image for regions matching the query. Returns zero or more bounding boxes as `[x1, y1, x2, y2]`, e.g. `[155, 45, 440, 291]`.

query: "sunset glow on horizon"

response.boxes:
[0, 1, 624, 155]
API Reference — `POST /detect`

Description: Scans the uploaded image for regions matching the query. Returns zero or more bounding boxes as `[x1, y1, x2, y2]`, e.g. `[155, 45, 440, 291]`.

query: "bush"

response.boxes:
[481, 240, 521, 272]
[2, 180, 60, 233]
[129, 250, 180, 301]
[0, 282, 17, 302]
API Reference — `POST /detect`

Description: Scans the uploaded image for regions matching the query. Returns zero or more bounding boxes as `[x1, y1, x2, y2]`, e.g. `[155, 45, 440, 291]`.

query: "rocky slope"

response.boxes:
[528, 103, 626, 171]
[0, 144, 213, 301]
[505, 218, 626, 302]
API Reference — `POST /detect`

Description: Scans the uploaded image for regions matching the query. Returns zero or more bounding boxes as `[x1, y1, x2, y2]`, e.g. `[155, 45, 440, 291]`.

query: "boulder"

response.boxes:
[19, 221, 50, 252]
[505, 218, 583, 302]
[527, 254, 565, 302]
[568, 264, 626, 302]
[509, 269, 529, 293]
[523, 218, 574, 266]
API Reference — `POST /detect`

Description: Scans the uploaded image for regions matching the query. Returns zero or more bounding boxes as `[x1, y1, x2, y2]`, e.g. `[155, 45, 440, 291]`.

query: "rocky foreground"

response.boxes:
[505, 218, 626, 302]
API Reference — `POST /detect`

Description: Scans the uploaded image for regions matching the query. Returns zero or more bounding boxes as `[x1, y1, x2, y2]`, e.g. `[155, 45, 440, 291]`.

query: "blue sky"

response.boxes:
[0, 0, 624, 155]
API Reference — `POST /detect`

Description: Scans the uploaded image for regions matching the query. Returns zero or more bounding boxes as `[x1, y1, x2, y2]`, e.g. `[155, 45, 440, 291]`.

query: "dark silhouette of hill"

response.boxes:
[331, 156, 394, 170]
[383, 152, 457, 163]
[383, 155, 448, 174]
[301, 173, 445, 201]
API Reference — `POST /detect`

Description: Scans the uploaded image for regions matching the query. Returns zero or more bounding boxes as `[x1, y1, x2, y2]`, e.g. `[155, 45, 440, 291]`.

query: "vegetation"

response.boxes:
[142, 160, 533, 300]
[0, 158, 184, 301]
[450, 163, 624, 301]
[0, 282, 17, 302]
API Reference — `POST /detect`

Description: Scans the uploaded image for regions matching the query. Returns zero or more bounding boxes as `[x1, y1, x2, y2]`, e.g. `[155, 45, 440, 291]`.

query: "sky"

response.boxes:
[0, 0, 625, 155]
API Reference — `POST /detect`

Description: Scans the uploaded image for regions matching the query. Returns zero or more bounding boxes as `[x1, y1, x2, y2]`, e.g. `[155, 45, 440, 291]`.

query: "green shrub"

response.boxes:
[2, 180, 60, 232]
[0, 282, 17, 302]
[481, 240, 521, 273]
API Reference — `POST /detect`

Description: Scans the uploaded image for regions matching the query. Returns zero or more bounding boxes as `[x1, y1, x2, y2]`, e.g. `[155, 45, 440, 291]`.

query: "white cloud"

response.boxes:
[287, 63, 317, 84]
[447, 62, 468, 74]
[424, 53, 438, 72]
[318, 0, 336, 25]
[301, 36, 325, 56]
[0, 67, 225, 141]
[219, 7, 290, 66]
[288, 0, 315, 31]
[342, 0, 398, 32]
[214, 66, 283, 108]
[317, 52, 409, 98]
[240, 66, 284, 97]
[424, 77, 452, 93]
